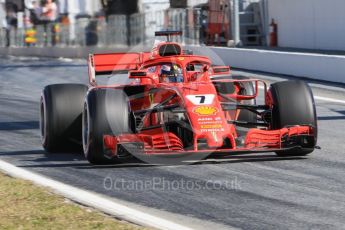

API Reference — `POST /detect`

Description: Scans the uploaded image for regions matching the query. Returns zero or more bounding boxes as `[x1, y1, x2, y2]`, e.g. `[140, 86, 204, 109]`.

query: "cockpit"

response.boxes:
[141, 60, 210, 84]
[159, 64, 184, 83]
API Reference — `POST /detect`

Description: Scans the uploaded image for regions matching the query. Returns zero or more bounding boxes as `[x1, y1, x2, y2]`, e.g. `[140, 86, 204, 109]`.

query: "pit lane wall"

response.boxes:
[196, 46, 345, 84]
[1, 46, 345, 84]
[0, 46, 130, 59]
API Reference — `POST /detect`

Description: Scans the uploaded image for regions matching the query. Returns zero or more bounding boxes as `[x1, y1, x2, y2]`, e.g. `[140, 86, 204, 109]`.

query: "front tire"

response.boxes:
[269, 80, 317, 156]
[83, 88, 133, 164]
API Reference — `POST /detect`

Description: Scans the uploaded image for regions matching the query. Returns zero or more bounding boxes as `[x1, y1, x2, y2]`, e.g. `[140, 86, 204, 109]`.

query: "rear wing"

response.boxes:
[88, 52, 150, 84]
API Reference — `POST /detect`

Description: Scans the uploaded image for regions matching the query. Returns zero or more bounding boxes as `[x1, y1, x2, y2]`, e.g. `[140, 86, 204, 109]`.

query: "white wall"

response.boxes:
[187, 45, 345, 84]
[0, 1, 5, 28]
[188, 0, 208, 7]
[140, 0, 169, 12]
[209, 47, 345, 84]
[57, 0, 102, 15]
[268, 0, 345, 51]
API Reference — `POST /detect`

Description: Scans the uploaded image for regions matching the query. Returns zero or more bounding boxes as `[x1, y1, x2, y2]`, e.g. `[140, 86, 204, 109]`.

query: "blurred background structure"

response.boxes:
[1, 0, 345, 51]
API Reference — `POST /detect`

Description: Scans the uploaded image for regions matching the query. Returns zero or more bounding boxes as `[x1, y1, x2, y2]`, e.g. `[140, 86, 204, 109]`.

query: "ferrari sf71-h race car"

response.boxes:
[40, 31, 318, 164]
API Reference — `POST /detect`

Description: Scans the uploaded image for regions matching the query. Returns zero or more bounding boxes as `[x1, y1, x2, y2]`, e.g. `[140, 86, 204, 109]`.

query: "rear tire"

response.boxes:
[83, 88, 133, 164]
[269, 80, 317, 156]
[40, 84, 88, 152]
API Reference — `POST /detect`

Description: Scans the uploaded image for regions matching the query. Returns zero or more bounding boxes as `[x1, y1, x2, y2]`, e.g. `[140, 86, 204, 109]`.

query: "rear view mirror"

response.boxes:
[129, 71, 147, 78]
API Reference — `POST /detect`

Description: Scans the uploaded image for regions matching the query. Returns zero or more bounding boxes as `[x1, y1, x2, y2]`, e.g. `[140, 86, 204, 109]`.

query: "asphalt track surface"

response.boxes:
[1, 56, 345, 229]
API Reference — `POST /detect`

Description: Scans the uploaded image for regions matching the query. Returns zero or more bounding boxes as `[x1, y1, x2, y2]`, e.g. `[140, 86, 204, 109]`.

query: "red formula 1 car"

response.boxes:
[40, 31, 318, 164]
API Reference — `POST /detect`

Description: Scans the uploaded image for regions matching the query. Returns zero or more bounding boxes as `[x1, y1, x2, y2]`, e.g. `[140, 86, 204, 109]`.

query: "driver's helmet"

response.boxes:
[160, 64, 183, 83]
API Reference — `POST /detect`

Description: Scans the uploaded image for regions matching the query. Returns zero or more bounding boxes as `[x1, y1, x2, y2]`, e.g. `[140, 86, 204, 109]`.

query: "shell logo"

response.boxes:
[193, 106, 218, 116]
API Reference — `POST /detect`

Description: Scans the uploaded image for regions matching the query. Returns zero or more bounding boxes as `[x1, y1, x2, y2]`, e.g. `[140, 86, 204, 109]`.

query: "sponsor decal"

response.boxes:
[178, 57, 185, 61]
[197, 116, 223, 125]
[193, 106, 218, 116]
[197, 117, 222, 121]
[198, 121, 223, 125]
[198, 117, 213, 121]
[200, 128, 225, 132]
[200, 124, 222, 129]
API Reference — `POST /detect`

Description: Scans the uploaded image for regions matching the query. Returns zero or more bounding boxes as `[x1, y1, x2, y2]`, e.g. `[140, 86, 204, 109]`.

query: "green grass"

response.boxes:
[0, 172, 145, 230]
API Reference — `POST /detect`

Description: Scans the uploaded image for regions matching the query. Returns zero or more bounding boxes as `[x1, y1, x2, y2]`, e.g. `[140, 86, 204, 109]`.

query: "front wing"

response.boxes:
[103, 125, 315, 158]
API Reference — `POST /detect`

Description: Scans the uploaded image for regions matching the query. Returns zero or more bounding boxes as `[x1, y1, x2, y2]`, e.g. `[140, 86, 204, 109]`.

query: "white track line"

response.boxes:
[258, 85, 345, 104]
[0, 159, 192, 230]
[313, 96, 345, 104]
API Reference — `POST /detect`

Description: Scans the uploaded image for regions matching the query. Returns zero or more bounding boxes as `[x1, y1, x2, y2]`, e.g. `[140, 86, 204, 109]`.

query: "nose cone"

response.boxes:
[208, 131, 224, 148]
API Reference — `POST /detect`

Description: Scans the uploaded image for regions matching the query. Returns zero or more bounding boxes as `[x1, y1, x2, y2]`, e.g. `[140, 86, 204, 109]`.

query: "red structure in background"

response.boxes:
[207, 0, 230, 45]
[269, 18, 278, 47]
